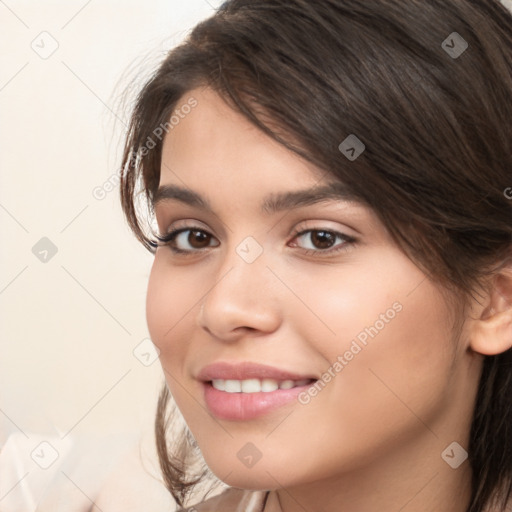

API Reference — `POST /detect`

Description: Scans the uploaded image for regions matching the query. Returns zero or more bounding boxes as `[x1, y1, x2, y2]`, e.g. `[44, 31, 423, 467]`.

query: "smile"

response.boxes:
[198, 361, 318, 420]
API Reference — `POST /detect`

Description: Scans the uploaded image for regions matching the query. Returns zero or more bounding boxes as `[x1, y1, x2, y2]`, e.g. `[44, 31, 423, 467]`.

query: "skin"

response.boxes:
[146, 86, 512, 512]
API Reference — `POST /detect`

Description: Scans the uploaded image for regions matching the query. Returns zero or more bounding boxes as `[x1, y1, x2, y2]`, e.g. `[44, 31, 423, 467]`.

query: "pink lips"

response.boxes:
[198, 361, 317, 421]
[197, 361, 316, 382]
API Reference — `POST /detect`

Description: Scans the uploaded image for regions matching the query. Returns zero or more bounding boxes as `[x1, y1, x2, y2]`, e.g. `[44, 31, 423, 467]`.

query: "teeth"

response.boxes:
[261, 379, 279, 392]
[279, 380, 294, 390]
[211, 379, 225, 391]
[241, 379, 261, 393]
[224, 379, 242, 393]
[211, 378, 312, 393]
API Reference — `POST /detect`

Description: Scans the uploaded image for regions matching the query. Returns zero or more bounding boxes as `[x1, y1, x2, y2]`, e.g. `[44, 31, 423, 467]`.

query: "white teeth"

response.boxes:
[211, 379, 225, 391]
[224, 379, 242, 393]
[241, 379, 261, 393]
[211, 378, 312, 393]
[261, 379, 279, 392]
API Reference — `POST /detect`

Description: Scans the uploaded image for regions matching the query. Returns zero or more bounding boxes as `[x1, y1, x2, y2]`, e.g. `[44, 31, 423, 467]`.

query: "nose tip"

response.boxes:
[196, 260, 281, 342]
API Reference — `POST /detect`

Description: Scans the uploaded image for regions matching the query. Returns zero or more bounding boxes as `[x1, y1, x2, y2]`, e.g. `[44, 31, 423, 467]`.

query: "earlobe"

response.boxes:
[471, 309, 512, 356]
[469, 267, 512, 356]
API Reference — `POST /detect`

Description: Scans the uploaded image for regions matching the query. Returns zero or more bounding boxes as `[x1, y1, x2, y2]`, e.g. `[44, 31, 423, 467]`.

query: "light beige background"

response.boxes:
[0, 1, 220, 509]
[1, 0, 511, 509]
[0, 0, 223, 440]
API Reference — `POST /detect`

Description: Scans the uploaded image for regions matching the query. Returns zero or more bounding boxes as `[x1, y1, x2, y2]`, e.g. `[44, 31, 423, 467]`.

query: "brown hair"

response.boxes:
[119, 1, 512, 510]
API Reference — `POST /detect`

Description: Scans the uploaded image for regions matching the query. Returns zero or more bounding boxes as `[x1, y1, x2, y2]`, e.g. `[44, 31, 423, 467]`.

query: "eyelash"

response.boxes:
[154, 226, 357, 257]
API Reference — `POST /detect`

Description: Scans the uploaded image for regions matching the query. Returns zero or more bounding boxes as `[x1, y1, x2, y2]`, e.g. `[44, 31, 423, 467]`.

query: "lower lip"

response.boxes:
[202, 381, 316, 421]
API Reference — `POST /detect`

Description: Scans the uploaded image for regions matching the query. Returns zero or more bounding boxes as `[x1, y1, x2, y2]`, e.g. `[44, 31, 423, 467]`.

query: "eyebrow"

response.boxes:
[152, 182, 363, 214]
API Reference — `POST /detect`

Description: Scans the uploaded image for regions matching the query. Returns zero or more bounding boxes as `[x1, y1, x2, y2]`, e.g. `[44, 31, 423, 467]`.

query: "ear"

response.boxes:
[469, 261, 512, 356]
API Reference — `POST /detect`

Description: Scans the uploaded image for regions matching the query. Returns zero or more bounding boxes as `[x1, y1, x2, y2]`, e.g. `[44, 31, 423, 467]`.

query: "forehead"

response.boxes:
[159, 86, 327, 190]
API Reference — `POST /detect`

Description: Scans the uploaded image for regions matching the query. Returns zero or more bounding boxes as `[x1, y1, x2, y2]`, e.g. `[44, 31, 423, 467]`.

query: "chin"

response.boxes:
[209, 457, 309, 491]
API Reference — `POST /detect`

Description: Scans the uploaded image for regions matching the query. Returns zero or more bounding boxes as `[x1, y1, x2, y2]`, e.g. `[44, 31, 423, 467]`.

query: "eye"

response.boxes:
[155, 227, 219, 254]
[289, 228, 357, 256]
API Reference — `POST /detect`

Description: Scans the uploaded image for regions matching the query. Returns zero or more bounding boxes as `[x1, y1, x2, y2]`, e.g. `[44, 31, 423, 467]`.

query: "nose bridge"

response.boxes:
[209, 235, 270, 305]
[199, 235, 280, 336]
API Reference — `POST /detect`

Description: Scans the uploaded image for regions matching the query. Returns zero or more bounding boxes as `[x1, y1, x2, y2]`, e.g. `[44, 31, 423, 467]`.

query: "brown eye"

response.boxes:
[156, 227, 219, 254]
[290, 228, 356, 256]
[188, 230, 212, 248]
[309, 230, 336, 249]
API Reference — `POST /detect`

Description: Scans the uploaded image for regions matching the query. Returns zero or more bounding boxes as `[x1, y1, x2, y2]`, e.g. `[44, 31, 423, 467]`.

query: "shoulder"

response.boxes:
[177, 487, 269, 512]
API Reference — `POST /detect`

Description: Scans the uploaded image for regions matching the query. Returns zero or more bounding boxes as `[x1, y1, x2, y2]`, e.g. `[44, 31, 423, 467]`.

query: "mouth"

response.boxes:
[197, 361, 319, 421]
[201, 377, 318, 421]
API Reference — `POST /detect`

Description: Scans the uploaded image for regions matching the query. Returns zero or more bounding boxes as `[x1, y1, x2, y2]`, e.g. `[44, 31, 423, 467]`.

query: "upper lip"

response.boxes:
[197, 361, 317, 382]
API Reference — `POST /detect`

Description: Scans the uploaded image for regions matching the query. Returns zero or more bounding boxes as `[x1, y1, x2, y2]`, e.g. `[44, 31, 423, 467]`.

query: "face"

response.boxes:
[146, 86, 481, 491]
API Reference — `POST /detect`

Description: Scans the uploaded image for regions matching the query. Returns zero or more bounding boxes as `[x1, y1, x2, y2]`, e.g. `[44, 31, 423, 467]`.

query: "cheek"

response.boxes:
[284, 254, 408, 352]
[145, 258, 168, 351]
[292, 254, 456, 431]
[295, 250, 452, 367]
[318, 278, 454, 445]
[145, 254, 196, 366]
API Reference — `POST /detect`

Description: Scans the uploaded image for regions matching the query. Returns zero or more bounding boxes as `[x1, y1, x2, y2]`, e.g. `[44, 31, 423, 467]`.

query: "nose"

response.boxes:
[197, 247, 282, 342]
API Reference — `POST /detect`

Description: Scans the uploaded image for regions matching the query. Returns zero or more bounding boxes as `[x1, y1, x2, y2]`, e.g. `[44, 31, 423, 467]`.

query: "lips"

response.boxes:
[198, 361, 318, 421]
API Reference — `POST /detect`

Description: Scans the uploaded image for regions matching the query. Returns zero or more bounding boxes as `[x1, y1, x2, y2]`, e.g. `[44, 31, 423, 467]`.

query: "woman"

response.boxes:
[119, 1, 512, 511]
